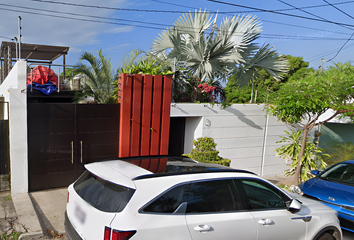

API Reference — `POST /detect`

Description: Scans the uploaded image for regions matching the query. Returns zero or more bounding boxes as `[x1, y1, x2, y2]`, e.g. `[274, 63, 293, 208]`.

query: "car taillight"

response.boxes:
[104, 227, 136, 240]
[112, 230, 136, 240]
[67, 192, 69, 203]
[104, 227, 112, 240]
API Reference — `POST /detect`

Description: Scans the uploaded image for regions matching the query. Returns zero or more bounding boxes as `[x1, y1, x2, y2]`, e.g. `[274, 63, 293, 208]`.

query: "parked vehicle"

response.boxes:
[65, 156, 342, 240]
[297, 160, 354, 233]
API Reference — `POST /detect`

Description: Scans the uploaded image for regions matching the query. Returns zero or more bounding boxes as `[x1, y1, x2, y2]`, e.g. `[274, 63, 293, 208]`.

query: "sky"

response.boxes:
[1, 0, 354, 73]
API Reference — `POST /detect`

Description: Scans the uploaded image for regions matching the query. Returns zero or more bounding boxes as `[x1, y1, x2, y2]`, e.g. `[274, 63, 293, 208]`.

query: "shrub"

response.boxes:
[188, 137, 231, 166]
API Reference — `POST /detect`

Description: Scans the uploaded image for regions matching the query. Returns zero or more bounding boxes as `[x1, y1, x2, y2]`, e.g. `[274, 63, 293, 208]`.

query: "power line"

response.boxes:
[0, 3, 170, 28]
[322, 0, 354, 61]
[2, 4, 353, 40]
[16, 0, 354, 36]
[0, 35, 13, 40]
[261, 19, 350, 36]
[277, 0, 354, 31]
[306, 42, 354, 62]
[2, 6, 354, 42]
[150, 0, 352, 36]
[152, 0, 354, 14]
[323, 0, 354, 20]
[28, 0, 354, 15]
[207, 0, 354, 28]
[28, 0, 261, 14]
[0, 7, 164, 30]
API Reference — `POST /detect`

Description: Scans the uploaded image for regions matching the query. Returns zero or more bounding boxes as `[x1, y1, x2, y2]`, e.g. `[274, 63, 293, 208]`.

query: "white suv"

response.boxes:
[65, 156, 342, 240]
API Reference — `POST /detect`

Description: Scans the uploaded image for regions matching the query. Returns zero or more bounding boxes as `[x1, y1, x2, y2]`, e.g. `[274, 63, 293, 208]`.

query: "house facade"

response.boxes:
[1, 60, 295, 194]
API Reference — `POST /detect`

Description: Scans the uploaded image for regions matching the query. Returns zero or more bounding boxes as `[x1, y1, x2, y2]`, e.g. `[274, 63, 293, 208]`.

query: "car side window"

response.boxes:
[186, 179, 242, 213]
[237, 179, 288, 210]
[142, 184, 191, 213]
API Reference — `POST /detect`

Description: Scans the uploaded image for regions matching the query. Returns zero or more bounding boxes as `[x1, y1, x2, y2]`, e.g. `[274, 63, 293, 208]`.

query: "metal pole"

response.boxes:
[30, 67, 33, 92]
[58, 67, 61, 93]
[260, 114, 269, 177]
[14, 37, 18, 60]
[18, 16, 22, 60]
[260, 88, 270, 177]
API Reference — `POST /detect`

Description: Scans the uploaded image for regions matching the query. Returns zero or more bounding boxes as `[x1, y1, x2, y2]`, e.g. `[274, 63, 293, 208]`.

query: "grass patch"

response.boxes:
[2, 175, 9, 182]
[0, 231, 22, 240]
[2, 195, 11, 202]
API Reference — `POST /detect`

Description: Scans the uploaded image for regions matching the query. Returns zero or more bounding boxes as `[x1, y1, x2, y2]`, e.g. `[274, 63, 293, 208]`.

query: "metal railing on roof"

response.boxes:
[28, 63, 85, 93]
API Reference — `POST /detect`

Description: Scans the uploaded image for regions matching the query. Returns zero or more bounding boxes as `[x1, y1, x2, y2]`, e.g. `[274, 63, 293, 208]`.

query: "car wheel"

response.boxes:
[316, 232, 335, 240]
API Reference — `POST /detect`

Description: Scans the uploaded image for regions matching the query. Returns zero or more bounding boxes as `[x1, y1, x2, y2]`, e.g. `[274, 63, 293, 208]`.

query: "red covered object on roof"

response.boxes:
[26, 66, 58, 86]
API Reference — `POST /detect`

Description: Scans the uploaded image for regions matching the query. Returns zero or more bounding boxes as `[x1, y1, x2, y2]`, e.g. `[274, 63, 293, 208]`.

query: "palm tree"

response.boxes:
[151, 10, 288, 87]
[74, 50, 115, 104]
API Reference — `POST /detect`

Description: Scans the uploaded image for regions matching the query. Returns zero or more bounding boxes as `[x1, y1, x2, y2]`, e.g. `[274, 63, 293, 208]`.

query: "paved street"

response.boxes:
[0, 187, 353, 240]
[343, 230, 354, 240]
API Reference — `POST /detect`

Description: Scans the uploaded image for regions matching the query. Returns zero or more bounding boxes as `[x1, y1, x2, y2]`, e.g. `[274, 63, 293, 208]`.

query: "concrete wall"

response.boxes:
[170, 103, 292, 177]
[319, 123, 354, 149]
[0, 60, 28, 194]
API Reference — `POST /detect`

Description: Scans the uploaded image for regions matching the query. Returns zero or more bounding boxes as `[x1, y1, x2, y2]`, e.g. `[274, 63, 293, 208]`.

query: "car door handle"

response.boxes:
[258, 219, 275, 226]
[194, 225, 211, 232]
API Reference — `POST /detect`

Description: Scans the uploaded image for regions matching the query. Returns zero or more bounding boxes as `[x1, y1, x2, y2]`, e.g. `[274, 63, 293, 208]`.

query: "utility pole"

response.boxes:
[319, 58, 326, 72]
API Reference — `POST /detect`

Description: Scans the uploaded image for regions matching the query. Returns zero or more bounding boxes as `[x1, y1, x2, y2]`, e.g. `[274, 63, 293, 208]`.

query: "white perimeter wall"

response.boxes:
[0, 60, 28, 194]
[170, 103, 292, 177]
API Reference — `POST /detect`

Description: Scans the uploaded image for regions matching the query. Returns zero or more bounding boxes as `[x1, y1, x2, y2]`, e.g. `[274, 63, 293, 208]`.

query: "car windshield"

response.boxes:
[319, 163, 354, 186]
[74, 171, 135, 212]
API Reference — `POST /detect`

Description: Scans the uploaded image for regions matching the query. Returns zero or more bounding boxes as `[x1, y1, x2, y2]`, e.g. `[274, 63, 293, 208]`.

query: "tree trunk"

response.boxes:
[294, 129, 309, 185]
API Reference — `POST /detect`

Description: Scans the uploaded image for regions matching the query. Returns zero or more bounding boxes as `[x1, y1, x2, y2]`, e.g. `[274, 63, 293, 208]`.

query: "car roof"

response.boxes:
[84, 156, 255, 184]
[342, 160, 354, 164]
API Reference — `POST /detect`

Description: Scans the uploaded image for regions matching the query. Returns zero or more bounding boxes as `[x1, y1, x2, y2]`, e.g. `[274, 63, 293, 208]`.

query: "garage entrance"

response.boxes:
[27, 103, 120, 191]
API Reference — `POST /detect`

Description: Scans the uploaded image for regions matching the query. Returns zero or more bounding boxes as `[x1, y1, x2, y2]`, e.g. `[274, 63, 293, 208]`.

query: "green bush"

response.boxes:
[189, 137, 231, 166]
[323, 142, 354, 165]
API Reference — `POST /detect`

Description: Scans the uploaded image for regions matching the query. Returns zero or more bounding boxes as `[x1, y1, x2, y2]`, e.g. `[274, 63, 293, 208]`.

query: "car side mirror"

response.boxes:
[310, 170, 320, 176]
[288, 199, 302, 213]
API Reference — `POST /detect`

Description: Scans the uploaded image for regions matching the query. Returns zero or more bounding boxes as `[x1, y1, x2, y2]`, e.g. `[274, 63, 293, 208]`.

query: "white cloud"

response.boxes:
[105, 26, 135, 34]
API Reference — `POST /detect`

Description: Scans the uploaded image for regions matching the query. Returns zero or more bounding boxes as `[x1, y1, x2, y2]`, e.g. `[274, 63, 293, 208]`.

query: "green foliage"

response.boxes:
[0, 231, 22, 240]
[60, 67, 75, 80]
[2, 194, 11, 202]
[323, 142, 354, 166]
[267, 62, 354, 124]
[151, 10, 287, 83]
[226, 55, 312, 103]
[117, 49, 173, 75]
[275, 130, 328, 182]
[117, 59, 173, 75]
[188, 137, 231, 166]
[74, 50, 116, 104]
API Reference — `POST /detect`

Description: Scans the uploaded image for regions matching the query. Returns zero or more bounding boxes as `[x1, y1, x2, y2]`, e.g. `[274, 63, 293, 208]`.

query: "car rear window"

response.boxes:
[74, 171, 135, 213]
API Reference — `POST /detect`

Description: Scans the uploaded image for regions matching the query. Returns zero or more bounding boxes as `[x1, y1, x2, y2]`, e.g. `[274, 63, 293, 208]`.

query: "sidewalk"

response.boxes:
[7, 188, 68, 240]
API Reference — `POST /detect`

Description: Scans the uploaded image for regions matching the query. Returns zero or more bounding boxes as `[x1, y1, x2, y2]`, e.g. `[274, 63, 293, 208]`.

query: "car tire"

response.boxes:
[316, 232, 335, 240]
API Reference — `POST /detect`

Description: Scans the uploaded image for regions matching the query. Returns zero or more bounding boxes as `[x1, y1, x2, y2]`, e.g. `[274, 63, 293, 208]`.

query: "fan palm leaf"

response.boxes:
[74, 50, 115, 104]
[235, 44, 289, 86]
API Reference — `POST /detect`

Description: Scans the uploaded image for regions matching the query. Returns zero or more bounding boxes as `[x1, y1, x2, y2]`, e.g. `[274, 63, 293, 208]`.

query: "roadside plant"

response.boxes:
[187, 137, 231, 166]
[275, 130, 328, 182]
[267, 62, 354, 185]
[323, 142, 354, 166]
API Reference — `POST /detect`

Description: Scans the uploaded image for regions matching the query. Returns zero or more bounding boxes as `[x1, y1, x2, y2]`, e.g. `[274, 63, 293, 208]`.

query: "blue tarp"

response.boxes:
[27, 82, 58, 95]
